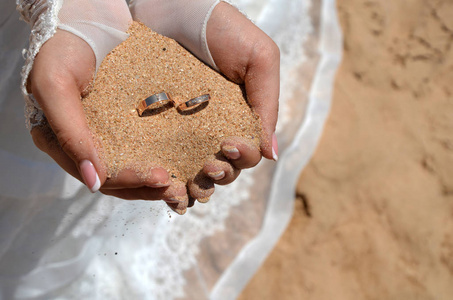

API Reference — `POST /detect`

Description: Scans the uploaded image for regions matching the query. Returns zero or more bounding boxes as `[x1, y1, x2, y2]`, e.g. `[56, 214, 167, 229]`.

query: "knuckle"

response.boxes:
[42, 72, 68, 93]
[247, 155, 262, 168]
[55, 130, 76, 157]
[30, 66, 71, 100]
[252, 38, 280, 67]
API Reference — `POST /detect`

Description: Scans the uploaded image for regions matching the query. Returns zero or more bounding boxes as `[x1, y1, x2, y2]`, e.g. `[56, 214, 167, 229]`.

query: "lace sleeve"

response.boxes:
[16, 0, 62, 129]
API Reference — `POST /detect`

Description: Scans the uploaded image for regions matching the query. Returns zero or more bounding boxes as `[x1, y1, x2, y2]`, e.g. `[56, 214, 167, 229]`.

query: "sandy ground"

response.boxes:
[240, 0, 453, 299]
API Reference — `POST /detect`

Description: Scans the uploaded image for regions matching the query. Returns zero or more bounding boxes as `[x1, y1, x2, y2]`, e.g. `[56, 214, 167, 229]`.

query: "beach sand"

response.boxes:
[240, 0, 453, 298]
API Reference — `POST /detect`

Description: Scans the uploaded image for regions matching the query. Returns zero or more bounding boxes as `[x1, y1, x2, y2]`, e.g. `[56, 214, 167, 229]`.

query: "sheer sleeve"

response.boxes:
[129, 0, 220, 69]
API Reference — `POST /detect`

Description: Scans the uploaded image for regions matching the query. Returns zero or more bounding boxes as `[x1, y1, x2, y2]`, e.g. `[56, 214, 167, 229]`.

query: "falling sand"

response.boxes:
[82, 22, 261, 186]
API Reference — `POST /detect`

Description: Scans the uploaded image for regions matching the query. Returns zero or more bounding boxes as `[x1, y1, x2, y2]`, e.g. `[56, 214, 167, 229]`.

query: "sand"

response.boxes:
[240, 0, 453, 299]
[82, 22, 261, 186]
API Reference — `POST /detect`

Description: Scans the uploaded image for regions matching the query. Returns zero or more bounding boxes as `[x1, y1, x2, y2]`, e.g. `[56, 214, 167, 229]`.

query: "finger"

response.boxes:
[187, 195, 197, 207]
[31, 124, 80, 181]
[30, 30, 104, 192]
[32, 124, 172, 192]
[100, 178, 188, 205]
[207, 2, 280, 160]
[102, 166, 170, 189]
[220, 137, 262, 169]
[187, 171, 215, 202]
[243, 39, 280, 161]
[102, 186, 189, 215]
[165, 202, 188, 215]
[203, 154, 241, 186]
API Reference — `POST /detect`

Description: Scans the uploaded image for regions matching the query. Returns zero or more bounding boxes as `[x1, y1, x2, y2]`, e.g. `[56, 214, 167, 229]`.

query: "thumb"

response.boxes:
[33, 78, 103, 193]
[30, 32, 105, 192]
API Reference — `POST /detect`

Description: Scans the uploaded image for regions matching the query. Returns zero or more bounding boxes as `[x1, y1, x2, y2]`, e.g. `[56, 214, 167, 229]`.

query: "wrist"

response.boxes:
[57, 0, 132, 70]
[130, 0, 220, 68]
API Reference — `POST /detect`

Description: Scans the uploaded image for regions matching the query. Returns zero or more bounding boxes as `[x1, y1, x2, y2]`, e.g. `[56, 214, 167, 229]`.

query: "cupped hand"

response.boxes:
[188, 2, 280, 202]
[29, 30, 189, 214]
[208, 2, 280, 160]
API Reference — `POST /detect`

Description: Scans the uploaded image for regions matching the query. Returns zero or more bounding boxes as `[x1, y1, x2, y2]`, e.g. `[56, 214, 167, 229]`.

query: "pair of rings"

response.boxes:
[137, 92, 210, 116]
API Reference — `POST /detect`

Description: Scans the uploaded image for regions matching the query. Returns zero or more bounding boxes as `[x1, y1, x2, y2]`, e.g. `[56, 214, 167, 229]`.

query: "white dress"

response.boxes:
[0, 0, 342, 299]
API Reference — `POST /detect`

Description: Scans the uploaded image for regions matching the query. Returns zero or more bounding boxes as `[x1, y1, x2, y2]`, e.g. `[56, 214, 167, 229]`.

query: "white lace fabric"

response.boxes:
[16, 0, 61, 130]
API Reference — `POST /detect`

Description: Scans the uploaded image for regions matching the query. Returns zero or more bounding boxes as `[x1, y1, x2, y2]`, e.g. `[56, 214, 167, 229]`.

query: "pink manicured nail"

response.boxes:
[208, 170, 225, 180]
[148, 182, 171, 188]
[80, 160, 101, 193]
[272, 133, 278, 161]
[222, 145, 241, 160]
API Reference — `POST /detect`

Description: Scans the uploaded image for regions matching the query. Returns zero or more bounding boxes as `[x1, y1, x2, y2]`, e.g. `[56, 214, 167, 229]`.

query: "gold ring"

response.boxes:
[177, 94, 211, 111]
[137, 92, 172, 116]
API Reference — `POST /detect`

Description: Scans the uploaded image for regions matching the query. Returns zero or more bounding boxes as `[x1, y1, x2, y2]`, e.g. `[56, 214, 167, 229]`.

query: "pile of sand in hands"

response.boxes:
[82, 22, 262, 213]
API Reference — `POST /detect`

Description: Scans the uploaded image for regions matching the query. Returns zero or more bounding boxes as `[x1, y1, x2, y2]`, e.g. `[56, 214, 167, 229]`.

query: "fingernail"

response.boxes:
[272, 133, 278, 161]
[165, 197, 184, 203]
[148, 182, 170, 188]
[166, 203, 187, 215]
[80, 160, 101, 193]
[208, 170, 225, 180]
[222, 145, 241, 160]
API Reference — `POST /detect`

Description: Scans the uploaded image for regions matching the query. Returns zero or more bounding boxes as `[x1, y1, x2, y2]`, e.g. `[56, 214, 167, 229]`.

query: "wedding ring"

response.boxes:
[178, 94, 211, 111]
[137, 92, 172, 116]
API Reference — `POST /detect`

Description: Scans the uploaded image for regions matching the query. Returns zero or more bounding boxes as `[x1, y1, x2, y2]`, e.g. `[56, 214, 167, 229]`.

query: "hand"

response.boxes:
[29, 30, 189, 213]
[208, 2, 279, 161]
[187, 2, 280, 202]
